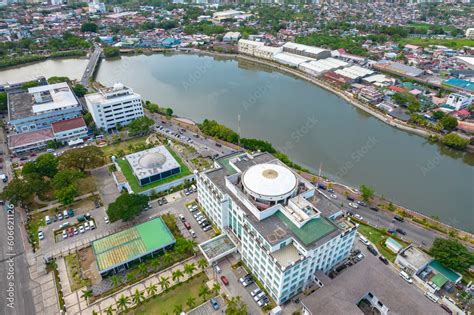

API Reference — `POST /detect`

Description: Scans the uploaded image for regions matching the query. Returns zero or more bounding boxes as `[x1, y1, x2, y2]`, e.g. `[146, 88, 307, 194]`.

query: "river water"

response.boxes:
[1, 54, 473, 231]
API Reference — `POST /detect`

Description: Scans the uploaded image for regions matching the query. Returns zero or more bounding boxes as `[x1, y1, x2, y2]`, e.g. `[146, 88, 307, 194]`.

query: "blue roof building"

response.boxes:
[444, 78, 474, 92]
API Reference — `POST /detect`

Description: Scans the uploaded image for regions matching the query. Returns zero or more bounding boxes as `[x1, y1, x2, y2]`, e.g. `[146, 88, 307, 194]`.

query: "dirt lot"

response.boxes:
[79, 246, 101, 285]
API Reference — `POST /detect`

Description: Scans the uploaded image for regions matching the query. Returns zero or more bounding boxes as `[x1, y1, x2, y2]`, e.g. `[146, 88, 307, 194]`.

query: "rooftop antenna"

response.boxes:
[237, 114, 241, 147]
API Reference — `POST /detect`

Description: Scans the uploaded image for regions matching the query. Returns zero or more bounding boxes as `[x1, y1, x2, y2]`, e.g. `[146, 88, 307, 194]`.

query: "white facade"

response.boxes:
[223, 32, 241, 42]
[85, 83, 144, 130]
[446, 93, 472, 110]
[255, 45, 282, 60]
[197, 153, 357, 305]
[466, 28, 474, 39]
[238, 39, 264, 56]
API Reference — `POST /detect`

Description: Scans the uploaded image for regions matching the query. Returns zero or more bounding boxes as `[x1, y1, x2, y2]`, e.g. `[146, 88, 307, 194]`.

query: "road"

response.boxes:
[80, 44, 102, 86]
[0, 127, 36, 315]
[323, 185, 439, 248]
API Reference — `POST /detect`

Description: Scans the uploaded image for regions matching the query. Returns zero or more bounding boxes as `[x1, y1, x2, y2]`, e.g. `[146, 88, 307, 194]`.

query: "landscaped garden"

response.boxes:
[64, 252, 91, 291]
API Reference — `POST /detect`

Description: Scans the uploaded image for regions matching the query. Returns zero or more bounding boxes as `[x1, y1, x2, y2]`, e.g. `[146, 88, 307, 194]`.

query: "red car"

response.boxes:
[67, 228, 74, 237]
[220, 275, 229, 286]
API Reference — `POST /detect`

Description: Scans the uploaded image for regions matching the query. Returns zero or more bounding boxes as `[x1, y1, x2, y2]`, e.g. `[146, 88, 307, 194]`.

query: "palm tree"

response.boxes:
[172, 269, 184, 283]
[132, 288, 144, 305]
[173, 303, 183, 315]
[138, 262, 148, 276]
[81, 289, 93, 302]
[197, 258, 208, 271]
[159, 276, 170, 291]
[186, 297, 196, 309]
[92, 310, 99, 315]
[146, 283, 158, 297]
[104, 305, 115, 315]
[150, 257, 161, 272]
[116, 294, 130, 311]
[184, 263, 196, 278]
[212, 282, 221, 295]
[126, 270, 137, 283]
[162, 252, 173, 265]
[111, 275, 122, 289]
[198, 284, 210, 302]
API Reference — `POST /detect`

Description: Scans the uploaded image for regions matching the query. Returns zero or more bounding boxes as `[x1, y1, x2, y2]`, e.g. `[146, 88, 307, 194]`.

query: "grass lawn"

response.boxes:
[398, 38, 474, 49]
[356, 222, 409, 262]
[127, 272, 208, 315]
[100, 136, 148, 157]
[115, 146, 192, 193]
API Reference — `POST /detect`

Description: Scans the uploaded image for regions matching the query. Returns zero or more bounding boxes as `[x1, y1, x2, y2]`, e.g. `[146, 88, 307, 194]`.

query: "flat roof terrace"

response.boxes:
[8, 91, 34, 121]
[199, 234, 237, 263]
[272, 243, 301, 269]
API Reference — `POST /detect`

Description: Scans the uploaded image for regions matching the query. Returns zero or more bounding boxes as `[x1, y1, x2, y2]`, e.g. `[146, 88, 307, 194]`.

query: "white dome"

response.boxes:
[138, 152, 167, 169]
[242, 164, 297, 201]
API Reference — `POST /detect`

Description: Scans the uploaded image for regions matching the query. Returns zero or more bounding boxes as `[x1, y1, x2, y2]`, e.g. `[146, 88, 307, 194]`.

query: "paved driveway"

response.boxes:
[92, 166, 119, 207]
[189, 296, 226, 315]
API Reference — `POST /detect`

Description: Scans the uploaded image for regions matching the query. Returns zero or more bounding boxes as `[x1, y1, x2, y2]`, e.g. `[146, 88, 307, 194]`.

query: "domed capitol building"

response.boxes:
[125, 146, 181, 186]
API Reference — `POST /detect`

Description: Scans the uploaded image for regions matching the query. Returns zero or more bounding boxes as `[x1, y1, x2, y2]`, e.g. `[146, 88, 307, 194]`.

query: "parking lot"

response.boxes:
[188, 296, 226, 315]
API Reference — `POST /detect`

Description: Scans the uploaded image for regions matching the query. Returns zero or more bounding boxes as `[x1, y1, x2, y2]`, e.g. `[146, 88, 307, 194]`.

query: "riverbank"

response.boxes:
[0, 49, 88, 71]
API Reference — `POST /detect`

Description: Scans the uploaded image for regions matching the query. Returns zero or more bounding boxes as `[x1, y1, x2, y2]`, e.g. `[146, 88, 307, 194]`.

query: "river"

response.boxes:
[1, 54, 473, 231]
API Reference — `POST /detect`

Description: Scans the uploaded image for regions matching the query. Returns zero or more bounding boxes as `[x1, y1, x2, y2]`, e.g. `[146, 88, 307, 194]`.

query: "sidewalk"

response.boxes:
[64, 256, 200, 314]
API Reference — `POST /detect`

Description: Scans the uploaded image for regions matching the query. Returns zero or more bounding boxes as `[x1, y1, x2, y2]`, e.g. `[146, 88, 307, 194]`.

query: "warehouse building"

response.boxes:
[334, 65, 374, 81]
[282, 42, 331, 60]
[273, 52, 315, 67]
[299, 58, 349, 77]
[92, 217, 175, 276]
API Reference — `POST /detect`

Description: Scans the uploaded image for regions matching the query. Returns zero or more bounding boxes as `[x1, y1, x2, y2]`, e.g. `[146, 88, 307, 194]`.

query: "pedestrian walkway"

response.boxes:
[63, 256, 201, 314]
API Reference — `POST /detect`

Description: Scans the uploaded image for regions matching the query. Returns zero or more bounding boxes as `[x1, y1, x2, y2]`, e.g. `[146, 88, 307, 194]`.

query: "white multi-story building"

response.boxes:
[446, 93, 472, 110]
[197, 152, 357, 305]
[85, 83, 144, 131]
[466, 28, 474, 39]
[238, 39, 264, 56]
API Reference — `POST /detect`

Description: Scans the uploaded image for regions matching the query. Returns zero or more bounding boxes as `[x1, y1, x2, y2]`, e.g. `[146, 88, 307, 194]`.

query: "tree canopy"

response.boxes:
[225, 296, 247, 315]
[441, 133, 469, 150]
[439, 115, 458, 131]
[22, 153, 59, 178]
[81, 22, 98, 33]
[59, 146, 104, 172]
[127, 116, 155, 136]
[106, 192, 148, 222]
[430, 238, 474, 273]
[360, 185, 374, 203]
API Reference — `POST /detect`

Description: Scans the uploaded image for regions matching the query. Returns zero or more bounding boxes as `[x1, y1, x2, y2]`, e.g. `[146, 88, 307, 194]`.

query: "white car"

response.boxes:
[104, 216, 109, 224]
[79, 225, 85, 233]
[330, 194, 337, 199]
[349, 202, 359, 209]
[38, 231, 44, 240]
[354, 214, 363, 220]
[359, 236, 370, 245]
[62, 230, 68, 239]
[251, 288, 262, 297]
[400, 271, 413, 284]
[84, 222, 90, 231]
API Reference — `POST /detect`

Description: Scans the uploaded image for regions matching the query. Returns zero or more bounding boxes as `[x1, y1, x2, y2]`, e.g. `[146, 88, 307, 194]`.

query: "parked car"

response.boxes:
[239, 274, 251, 284]
[84, 222, 90, 231]
[396, 228, 406, 235]
[68, 209, 74, 217]
[257, 297, 269, 307]
[73, 227, 78, 235]
[399, 271, 413, 284]
[317, 183, 327, 190]
[359, 235, 369, 245]
[94, 201, 100, 208]
[367, 245, 378, 256]
[104, 216, 109, 224]
[220, 275, 229, 286]
[349, 202, 359, 209]
[388, 229, 396, 234]
[440, 304, 452, 314]
[63, 210, 69, 219]
[210, 298, 220, 310]
[67, 228, 74, 237]
[354, 214, 363, 220]
[89, 220, 95, 230]
[45, 216, 51, 225]
[38, 231, 44, 240]
[254, 291, 266, 302]
[355, 253, 365, 261]
[251, 288, 262, 297]
[356, 200, 367, 207]
[178, 214, 185, 222]
[242, 279, 254, 287]
[347, 196, 355, 202]
[79, 225, 85, 233]
[58, 213, 63, 221]
[203, 225, 212, 232]
[370, 206, 379, 212]
[189, 229, 196, 238]
[184, 222, 191, 230]
[62, 230, 68, 239]
[394, 215, 405, 222]
[379, 256, 389, 265]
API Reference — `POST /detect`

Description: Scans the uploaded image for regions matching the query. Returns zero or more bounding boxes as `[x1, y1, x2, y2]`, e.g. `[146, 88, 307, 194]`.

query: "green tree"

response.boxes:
[48, 76, 70, 84]
[111, 275, 122, 288]
[126, 271, 137, 283]
[81, 289, 93, 302]
[441, 133, 469, 150]
[172, 269, 184, 283]
[55, 184, 77, 205]
[212, 282, 221, 295]
[81, 22, 98, 33]
[116, 294, 130, 311]
[35, 153, 59, 178]
[198, 284, 210, 302]
[132, 289, 144, 305]
[197, 258, 208, 271]
[360, 185, 374, 203]
[1, 178, 33, 206]
[146, 283, 158, 297]
[430, 238, 474, 273]
[72, 83, 88, 97]
[104, 306, 115, 315]
[432, 110, 445, 120]
[186, 297, 196, 309]
[225, 296, 247, 315]
[165, 107, 173, 118]
[103, 46, 120, 58]
[150, 257, 161, 272]
[440, 115, 458, 131]
[184, 263, 196, 278]
[0, 92, 7, 111]
[52, 169, 84, 189]
[127, 116, 155, 136]
[173, 304, 183, 315]
[159, 276, 170, 291]
[138, 262, 148, 276]
[59, 146, 104, 172]
[106, 192, 148, 222]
